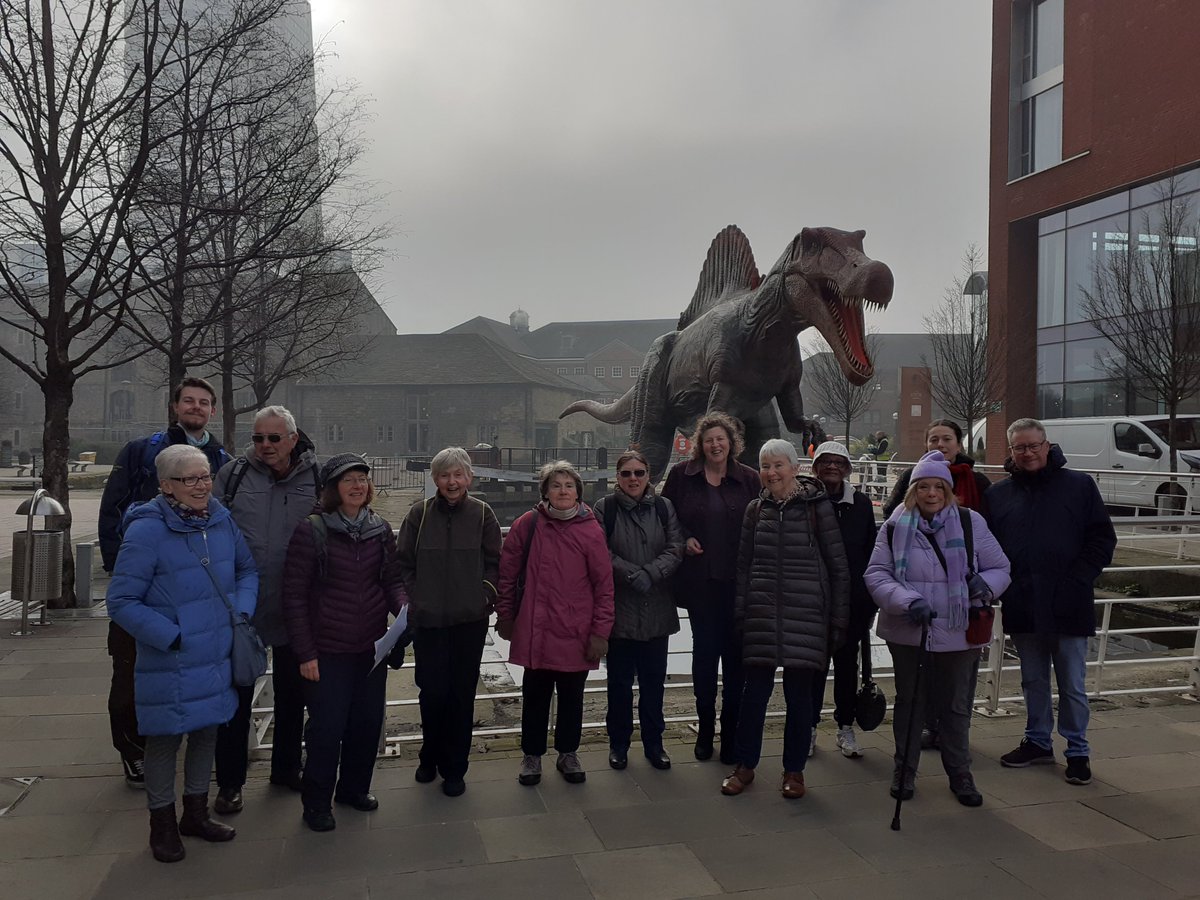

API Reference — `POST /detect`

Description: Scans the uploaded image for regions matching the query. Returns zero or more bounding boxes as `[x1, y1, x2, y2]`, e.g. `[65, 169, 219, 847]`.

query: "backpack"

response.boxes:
[128, 430, 231, 505]
[222, 456, 320, 507]
[886, 507, 975, 575]
[602, 494, 670, 540]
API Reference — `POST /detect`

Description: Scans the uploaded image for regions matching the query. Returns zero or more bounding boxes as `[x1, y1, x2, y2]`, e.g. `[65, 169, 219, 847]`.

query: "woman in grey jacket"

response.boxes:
[593, 450, 684, 771]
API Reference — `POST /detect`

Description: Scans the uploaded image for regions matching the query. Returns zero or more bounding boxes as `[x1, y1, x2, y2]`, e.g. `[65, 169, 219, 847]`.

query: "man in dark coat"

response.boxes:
[97, 376, 231, 788]
[810, 441, 878, 759]
[986, 417, 1116, 786]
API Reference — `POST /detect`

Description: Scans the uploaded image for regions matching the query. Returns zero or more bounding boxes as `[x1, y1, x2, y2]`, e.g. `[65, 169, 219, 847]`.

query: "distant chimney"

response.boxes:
[510, 308, 530, 334]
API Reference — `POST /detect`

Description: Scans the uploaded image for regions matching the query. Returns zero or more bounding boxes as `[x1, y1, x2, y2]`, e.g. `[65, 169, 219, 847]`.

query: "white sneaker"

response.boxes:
[808, 730, 817, 757]
[836, 726, 863, 759]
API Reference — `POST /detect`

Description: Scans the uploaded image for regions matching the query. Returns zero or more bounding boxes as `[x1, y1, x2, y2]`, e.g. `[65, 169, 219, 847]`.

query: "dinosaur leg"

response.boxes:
[740, 405, 780, 469]
[638, 423, 676, 484]
[775, 384, 807, 434]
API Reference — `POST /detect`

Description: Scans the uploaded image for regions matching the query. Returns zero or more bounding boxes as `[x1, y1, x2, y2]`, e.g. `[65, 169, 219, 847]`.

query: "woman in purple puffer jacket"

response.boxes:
[282, 454, 407, 833]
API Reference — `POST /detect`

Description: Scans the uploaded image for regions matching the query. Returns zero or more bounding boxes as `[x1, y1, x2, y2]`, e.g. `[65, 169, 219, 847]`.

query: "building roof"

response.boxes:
[305, 333, 590, 391]
[443, 316, 532, 354]
[523, 319, 676, 359]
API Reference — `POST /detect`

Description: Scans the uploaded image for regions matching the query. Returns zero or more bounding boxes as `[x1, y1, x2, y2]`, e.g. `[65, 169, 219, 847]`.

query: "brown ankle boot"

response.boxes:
[149, 804, 185, 863]
[179, 793, 236, 842]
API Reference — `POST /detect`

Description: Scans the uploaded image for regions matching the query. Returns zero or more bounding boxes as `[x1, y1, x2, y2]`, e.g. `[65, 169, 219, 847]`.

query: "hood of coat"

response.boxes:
[123, 494, 233, 533]
[759, 474, 827, 508]
[239, 430, 318, 480]
[321, 507, 390, 541]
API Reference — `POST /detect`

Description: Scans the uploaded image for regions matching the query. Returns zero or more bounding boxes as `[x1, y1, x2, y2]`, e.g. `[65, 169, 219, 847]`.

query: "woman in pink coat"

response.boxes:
[496, 460, 614, 787]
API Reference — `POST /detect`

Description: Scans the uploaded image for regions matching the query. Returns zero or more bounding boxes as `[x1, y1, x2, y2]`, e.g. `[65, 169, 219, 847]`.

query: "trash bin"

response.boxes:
[11, 530, 64, 604]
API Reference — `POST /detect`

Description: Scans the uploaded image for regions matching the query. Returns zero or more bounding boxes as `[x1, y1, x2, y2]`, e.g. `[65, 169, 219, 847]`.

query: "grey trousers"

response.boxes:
[888, 643, 980, 776]
[144, 726, 219, 811]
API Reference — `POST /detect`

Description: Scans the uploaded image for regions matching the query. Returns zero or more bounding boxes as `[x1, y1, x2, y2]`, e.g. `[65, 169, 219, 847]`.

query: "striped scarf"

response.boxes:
[890, 504, 970, 632]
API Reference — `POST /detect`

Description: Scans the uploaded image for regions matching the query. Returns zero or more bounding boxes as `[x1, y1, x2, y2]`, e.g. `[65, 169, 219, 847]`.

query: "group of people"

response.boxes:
[99, 378, 1117, 863]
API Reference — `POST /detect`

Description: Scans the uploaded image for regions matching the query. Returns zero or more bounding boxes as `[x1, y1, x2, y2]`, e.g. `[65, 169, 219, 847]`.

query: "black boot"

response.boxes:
[179, 793, 236, 842]
[694, 718, 715, 761]
[149, 804, 185, 863]
[718, 713, 738, 766]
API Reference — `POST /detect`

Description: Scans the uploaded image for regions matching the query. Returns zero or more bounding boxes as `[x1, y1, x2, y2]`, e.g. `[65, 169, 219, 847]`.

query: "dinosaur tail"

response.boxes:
[560, 387, 635, 423]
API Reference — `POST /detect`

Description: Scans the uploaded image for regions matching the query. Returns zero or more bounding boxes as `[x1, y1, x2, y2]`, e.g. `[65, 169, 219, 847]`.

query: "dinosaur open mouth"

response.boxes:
[819, 278, 878, 380]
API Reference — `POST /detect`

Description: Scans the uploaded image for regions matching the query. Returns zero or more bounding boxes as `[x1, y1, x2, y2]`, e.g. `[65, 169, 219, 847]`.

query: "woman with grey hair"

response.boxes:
[107, 444, 259, 862]
[496, 461, 614, 786]
[396, 446, 501, 797]
[720, 439, 850, 800]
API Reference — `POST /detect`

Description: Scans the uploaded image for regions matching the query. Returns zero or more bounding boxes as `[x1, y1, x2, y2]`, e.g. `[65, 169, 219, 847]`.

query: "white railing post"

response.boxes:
[1094, 602, 1113, 697]
[982, 607, 1006, 715]
[1191, 616, 1200, 701]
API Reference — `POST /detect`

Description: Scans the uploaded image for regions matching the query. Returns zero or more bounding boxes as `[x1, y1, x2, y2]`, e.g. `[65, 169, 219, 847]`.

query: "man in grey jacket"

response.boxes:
[211, 405, 321, 814]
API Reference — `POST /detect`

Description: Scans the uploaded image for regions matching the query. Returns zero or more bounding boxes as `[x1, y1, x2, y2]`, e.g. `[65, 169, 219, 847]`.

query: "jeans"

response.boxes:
[733, 666, 814, 773]
[301, 652, 387, 813]
[689, 580, 743, 734]
[215, 643, 307, 788]
[107, 623, 145, 763]
[889, 643, 979, 776]
[521, 669, 588, 756]
[144, 726, 218, 810]
[605, 636, 669, 753]
[1011, 633, 1090, 757]
[413, 619, 489, 779]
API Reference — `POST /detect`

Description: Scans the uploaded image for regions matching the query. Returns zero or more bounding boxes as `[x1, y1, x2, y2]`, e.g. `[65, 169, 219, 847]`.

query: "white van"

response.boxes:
[1042, 416, 1200, 513]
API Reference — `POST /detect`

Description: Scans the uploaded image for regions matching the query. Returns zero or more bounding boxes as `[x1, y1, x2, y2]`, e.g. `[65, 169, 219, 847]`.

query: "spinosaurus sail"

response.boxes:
[560, 225, 893, 479]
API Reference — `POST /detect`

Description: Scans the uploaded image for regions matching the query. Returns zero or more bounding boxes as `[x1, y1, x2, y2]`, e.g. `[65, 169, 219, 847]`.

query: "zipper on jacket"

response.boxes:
[775, 504, 784, 662]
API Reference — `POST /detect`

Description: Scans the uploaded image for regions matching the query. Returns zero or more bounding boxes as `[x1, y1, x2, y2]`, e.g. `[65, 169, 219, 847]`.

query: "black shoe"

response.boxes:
[269, 770, 303, 792]
[442, 778, 466, 797]
[414, 763, 438, 784]
[889, 766, 915, 800]
[122, 757, 146, 790]
[608, 748, 628, 770]
[334, 792, 378, 812]
[303, 809, 336, 832]
[212, 787, 243, 815]
[645, 749, 672, 770]
[949, 772, 983, 807]
[1065, 756, 1092, 785]
[1000, 738, 1055, 768]
[694, 722, 715, 761]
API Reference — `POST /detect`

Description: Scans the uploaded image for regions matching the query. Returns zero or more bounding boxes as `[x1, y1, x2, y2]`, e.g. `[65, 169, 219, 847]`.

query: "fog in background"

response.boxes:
[309, 0, 992, 335]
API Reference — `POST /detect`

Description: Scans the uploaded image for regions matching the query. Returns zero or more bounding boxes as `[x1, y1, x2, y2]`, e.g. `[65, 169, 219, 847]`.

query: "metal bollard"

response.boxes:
[75, 542, 95, 607]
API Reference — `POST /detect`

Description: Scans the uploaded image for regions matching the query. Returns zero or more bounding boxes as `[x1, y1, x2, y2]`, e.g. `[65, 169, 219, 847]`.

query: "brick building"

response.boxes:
[987, 0, 1200, 450]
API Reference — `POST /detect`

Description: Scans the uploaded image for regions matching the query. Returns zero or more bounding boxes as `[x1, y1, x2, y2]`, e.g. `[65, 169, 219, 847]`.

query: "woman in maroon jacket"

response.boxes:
[283, 454, 406, 833]
[661, 413, 760, 764]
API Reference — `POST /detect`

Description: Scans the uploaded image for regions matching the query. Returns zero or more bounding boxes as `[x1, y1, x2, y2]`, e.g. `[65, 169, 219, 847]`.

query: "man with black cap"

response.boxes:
[210, 405, 321, 814]
[810, 440, 878, 758]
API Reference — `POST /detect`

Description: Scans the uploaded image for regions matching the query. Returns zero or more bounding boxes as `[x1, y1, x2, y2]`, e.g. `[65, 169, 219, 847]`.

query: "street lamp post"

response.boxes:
[962, 271, 989, 450]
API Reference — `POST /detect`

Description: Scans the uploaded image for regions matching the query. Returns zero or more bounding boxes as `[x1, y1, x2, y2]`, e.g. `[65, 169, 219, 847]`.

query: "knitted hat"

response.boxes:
[911, 449, 953, 486]
[813, 441, 852, 466]
[320, 452, 370, 486]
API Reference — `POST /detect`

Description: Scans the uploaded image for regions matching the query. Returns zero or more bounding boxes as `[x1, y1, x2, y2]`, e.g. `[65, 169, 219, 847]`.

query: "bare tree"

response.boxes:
[804, 332, 881, 442]
[922, 245, 1001, 452]
[1082, 180, 1200, 477]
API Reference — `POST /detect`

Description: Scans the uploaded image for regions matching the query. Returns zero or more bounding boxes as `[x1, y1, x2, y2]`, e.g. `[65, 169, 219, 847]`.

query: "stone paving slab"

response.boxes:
[992, 799, 1152, 851]
[575, 843, 722, 900]
[992, 847, 1183, 899]
[1083, 784, 1200, 840]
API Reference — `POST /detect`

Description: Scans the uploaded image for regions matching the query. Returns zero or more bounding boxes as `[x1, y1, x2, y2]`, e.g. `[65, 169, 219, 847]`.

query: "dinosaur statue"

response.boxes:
[560, 225, 893, 479]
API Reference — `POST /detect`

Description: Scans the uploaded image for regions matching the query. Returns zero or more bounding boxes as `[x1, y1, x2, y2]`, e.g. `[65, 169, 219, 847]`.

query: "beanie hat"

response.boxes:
[320, 452, 370, 486]
[813, 441, 852, 466]
[911, 449, 953, 486]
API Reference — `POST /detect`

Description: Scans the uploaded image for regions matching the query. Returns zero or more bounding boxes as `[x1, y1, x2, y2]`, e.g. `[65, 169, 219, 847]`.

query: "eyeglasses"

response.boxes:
[1009, 440, 1047, 455]
[252, 433, 287, 443]
[170, 474, 213, 487]
[815, 458, 850, 469]
[618, 469, 647, 478]
[340, 476, 370, 486]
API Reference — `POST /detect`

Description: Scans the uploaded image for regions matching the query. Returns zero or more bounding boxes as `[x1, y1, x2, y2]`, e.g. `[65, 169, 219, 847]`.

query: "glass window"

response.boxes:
[611, 366, 623, 378]
[556, 367, 568, 375]
[1033, 0, 1064, 76]
[1039, 211, 1067, 235]
[1065, 212, 1129, 322]
[1032, 84, 1063, 171]
[1065, 336, 1120, 382]
[1037, 342, 1064, 383]
[574, 366, 585, 375]
[630, 366, 640, 378]
[1038, 231, 1066, 326]
[594, 367, 604, 378]
[1037, 383, 1064, 419]
[1130, 168, 1200, 208]
[1066, 192, 1129, 227]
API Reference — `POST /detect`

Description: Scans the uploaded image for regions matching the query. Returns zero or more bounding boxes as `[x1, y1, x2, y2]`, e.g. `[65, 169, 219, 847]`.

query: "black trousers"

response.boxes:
[215, 643, 307, 789]
[301, 651, 386, 813]
[689, 580, 743, 736]
[521, 669, 589, 756]
[605, 636, 669, 753]
[107, 622, 145, 762]
[413, 619, 488, 779]
[813, 607, 878, 728]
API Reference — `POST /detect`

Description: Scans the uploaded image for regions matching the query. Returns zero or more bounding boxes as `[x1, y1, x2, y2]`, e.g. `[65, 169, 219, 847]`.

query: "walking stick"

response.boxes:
[891, 615, 933, 832]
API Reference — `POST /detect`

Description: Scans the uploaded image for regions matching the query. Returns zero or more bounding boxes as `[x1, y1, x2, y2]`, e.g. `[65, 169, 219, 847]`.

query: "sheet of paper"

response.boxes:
[372, 605, 409, 671]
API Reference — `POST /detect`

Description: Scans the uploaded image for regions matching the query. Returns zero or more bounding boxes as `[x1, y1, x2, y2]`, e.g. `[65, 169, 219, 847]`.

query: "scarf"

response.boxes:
[949, 461, 982, 510]
[545, 503, 580, 521]
[890, 504, 970, 631]
[185, 430, 211, 449]
[164, 495, 210, 522]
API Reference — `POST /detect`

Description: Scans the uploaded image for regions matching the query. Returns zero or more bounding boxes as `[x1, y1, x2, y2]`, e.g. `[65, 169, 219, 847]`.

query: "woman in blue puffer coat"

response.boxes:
[107, 444, 258, 863]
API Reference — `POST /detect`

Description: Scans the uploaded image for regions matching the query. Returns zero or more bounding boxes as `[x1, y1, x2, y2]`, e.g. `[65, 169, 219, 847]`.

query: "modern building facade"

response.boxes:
[987, 0, 1200, 450]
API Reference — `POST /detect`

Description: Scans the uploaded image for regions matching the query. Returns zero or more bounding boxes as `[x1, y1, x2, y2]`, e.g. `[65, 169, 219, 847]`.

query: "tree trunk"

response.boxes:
[221, 283, 237, 449]
[41, 372, 77, 608]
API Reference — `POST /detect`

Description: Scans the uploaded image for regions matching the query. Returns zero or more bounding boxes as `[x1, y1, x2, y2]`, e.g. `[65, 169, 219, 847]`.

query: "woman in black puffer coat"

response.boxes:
[283, 454, 407, 833]
[720, 439, 850, 801]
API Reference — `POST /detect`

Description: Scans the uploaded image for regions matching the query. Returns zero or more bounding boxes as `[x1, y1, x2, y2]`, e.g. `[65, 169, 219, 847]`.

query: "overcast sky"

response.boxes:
[308, 0, 992, 338]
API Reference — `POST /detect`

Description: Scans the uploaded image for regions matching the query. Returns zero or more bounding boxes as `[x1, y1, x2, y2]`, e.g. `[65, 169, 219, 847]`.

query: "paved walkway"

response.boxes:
[2, 618, 1200, 899]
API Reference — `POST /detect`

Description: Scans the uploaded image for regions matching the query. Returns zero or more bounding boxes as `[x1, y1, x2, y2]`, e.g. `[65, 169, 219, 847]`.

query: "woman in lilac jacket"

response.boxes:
[865, 451, 1011, 808]
[496, 460, 614, 788]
